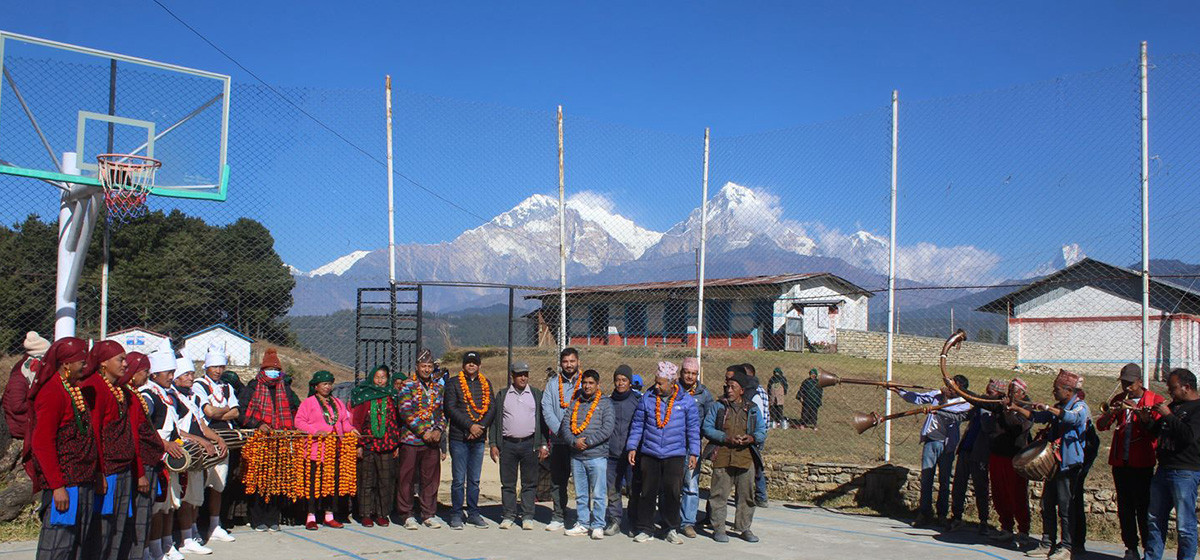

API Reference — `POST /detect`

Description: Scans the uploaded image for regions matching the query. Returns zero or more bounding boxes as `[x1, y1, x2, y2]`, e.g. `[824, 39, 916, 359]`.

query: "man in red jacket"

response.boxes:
[2, 331, 50, 439]
[1096, 363, 1163, 560]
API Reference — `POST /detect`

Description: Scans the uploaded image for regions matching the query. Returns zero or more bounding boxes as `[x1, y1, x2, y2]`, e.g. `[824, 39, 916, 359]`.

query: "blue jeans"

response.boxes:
[681, 464, 700, 525]
[754, 442, 767, 502]
[1145, 468, 1200, 560]
[572, 456, 608, 530]
[919, 439, 955, 518]
[449, 439, 485, 518]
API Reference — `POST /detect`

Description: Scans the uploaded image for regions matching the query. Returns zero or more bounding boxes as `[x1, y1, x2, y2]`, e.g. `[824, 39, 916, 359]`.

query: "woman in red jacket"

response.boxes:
[23, 337, 99, 560]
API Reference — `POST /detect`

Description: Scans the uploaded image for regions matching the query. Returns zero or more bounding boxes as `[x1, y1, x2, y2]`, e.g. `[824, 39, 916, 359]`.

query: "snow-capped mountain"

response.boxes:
[1026, 243, 1087, 278]
[645, 183, 818, 259]
[307, 250, 372, 277]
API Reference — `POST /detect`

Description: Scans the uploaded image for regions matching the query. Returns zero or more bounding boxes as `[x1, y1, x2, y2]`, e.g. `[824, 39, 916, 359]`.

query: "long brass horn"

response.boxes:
[851, 402, 963, 434]
[816, 368, 930, 390]
[939, 330, 1003, 406]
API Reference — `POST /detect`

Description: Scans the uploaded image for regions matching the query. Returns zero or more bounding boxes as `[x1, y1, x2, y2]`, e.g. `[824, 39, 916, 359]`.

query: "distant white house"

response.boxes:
[182, 324, 255, 367]
[978, 258, 1200, 376]
[105, 328, 170, 355]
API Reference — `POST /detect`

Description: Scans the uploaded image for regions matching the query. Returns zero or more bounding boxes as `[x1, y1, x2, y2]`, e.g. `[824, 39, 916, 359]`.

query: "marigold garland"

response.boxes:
[241, 431, 358, 501]
[570, 392, 600, 435]
[558, 375, 581, 408]
[100, 375, 127, 416]
[655, 386, 680, 429]
[459, 372, 491, 422]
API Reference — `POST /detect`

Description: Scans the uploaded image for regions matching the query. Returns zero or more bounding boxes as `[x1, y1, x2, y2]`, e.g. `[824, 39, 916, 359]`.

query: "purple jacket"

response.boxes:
[625, 388, 700, 459]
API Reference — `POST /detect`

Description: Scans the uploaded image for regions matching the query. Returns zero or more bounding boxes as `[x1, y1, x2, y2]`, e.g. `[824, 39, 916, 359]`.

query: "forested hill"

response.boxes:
[0, 211, 295, 352]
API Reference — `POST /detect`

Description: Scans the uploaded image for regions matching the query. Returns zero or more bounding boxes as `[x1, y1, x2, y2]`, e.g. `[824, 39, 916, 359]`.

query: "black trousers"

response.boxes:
[1113, 465, 1153, 553]
[357, 448, 396, 518]
[637, 455, 685, 534]
[950, 454, 989, 522]
[1070, 464, 1091, 551]
[248, 496, 282, 528]
[1041, 466, 1081, 551]
[498, 438, 539, 521]
[548, 444, 573, 523]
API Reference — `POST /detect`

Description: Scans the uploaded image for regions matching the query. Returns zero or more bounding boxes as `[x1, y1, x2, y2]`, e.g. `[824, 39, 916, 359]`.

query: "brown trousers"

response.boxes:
[396, 444, 441, 520]
[710, 466, 756, 534]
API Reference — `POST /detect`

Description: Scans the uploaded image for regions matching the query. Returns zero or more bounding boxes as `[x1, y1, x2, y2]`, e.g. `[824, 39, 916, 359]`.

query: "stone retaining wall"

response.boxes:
[837, 329, 1017, 370]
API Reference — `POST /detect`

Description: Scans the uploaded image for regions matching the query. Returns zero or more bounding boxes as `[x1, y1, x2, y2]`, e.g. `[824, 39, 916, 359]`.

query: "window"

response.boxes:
[589, 305, 609, 337]
[664, 299, 687, 336]
[625, 303, 647, 335]
[705, 300, 731, 335]
[754, 300, 774, 333]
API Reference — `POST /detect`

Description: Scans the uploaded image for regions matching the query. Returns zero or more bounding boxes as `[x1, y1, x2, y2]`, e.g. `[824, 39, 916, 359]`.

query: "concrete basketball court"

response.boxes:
[0, 502, 1161, 560]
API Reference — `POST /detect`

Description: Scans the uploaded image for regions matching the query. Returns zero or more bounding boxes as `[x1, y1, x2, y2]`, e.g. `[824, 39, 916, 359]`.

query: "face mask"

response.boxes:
[264, 369, 281, 379]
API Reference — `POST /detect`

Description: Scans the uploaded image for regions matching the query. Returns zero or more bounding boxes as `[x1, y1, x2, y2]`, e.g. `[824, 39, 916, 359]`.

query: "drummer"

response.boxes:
[171, 357, 228, 555]
[140, 346, 185, 560]
[193, 344, 239, 544]
[1009, 369, 1090, 560]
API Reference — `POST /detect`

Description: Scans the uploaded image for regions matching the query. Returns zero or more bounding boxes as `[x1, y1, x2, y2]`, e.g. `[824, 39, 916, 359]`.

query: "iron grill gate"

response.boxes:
[355, 285, 421, 382]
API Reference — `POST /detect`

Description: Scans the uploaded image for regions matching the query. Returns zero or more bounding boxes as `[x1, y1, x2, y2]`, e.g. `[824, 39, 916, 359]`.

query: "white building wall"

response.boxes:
[183, 329, 254, 367]
[1024, 285, 1160, 319]
[105, 330, 169, 355]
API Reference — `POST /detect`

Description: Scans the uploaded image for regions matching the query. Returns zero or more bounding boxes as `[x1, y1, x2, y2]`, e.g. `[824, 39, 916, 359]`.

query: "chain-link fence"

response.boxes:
[2, 45, 1198, 467]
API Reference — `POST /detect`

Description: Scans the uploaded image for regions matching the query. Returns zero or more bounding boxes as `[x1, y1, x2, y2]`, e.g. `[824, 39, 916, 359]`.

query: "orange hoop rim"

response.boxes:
[96, 153, 162, 171]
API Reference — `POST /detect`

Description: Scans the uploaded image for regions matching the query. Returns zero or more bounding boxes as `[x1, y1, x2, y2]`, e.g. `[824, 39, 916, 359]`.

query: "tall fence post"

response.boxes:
[696, 128, 710, 377]
[507, 287, 515, 376]
[885, 90, 899, 463]
[1140, 41, 1152, 385]
[557, 106, 567, 353]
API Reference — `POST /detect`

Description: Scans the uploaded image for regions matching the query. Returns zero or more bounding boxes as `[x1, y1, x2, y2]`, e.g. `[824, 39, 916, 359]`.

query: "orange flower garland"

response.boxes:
[242, 431, 358, 501]
[655, 386, 679, 429]
[570, 392, 600, 435]
[459, 372, 491, 422]
[558, 375, 581, 408]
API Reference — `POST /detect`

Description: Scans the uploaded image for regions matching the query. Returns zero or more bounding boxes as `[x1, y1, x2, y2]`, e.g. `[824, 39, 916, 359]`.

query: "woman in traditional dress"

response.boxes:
[295, 371, 357, 530]
[350, 365, 400, 527]
[24, 337, 98, 560]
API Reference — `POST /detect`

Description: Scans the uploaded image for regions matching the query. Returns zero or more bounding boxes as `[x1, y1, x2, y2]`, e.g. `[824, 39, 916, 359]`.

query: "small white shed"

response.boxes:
[182, 324, 255, 367]
[105, 328, 170, 355]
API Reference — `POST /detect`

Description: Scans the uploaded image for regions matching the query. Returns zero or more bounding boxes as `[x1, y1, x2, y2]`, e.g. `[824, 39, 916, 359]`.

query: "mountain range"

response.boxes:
[287, 182, 1059, 317]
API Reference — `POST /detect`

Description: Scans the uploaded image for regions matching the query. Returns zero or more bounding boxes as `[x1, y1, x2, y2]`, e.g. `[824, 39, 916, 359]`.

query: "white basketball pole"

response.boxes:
[885, 90, 899, 462]
[696, 128, 710, 375]
[558, 106, 567, 351]
[386, 75, 397, 285]
[1140, 41, 1151, 385]
[55, 152, 101, 340]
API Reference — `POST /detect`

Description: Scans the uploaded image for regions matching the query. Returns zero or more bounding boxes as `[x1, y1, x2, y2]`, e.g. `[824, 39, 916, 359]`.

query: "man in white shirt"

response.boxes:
[192, 345, 239, 543]
[172, 358, 227, 555]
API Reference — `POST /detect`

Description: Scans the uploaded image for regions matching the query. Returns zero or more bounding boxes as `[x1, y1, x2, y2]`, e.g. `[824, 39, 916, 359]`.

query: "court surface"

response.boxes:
[0, 502, 1156, 560]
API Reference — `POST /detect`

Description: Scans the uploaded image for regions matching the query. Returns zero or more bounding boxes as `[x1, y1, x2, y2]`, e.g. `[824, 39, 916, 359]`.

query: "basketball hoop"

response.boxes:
[97, 153, 159, 223]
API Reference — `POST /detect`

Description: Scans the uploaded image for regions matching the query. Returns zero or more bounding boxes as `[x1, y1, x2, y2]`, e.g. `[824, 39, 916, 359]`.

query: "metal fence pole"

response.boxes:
[557, 105, 567, 352]
[696, 128, 710, 375]
[884, 90, 899, 463]
[1140, 41, 1152, 385]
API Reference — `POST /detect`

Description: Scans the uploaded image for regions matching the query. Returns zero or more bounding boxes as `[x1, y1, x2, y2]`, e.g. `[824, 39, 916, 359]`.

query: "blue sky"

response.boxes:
[3, 1, 1200, 278]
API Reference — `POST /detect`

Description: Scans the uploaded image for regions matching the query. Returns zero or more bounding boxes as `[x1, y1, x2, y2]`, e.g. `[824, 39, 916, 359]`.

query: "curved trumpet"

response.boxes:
[850, 401, 963, 434]
[816, 368, 930, 391]
[939, 330, 1004, 406]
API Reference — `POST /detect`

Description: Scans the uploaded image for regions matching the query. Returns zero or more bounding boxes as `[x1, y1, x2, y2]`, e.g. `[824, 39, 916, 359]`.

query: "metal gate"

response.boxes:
[355, 285, 421, 382]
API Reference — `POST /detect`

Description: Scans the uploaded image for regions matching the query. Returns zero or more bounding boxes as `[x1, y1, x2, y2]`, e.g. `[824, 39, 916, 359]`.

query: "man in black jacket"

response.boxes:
[489, 362, 547, 530]
[1143, 368, 1200, 560]
[443, 351, 497, 529]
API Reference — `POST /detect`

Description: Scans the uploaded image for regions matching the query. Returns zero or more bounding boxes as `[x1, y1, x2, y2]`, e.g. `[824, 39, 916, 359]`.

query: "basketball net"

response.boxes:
[97, 153, 160, 224]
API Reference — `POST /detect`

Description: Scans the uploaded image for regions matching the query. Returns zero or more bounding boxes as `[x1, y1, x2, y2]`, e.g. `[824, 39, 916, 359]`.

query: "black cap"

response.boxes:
[510, 361, 529, 374]
[614, 364, 633, 380]
[728, 371, 751, 390]
[463, 351, 481, 366]
[1120, 363, 1142, 382]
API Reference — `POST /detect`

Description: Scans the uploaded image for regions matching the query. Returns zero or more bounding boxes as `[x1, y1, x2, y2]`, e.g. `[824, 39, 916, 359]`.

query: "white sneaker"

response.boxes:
[591, 528, 604, 540]
[166, 546, 185, 560]
[423, 517, 443, 529]
[180, 539, 213, 555]
[405, 517, 420, 530]
[521, 520, 535, 531]
[665, 530, 684, 545]
[565, 524, 590, 536]
[633, 532, 653, 543]
[208, 526, 235, 543]
[545, 520, 564, 531]
[498, 519, 515, 530]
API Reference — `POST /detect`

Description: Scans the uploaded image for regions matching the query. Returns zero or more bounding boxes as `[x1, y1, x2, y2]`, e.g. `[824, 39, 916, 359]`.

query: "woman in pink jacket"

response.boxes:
[295, 370, 357, 530]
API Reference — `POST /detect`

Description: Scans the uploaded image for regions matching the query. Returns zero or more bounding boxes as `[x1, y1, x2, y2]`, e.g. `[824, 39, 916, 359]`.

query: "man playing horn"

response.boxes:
[1096, 363, 1163, 560]
[889, 375, 972, 528]
[1142, 368, 1200, 560]
[1009, 369, 1091, 560]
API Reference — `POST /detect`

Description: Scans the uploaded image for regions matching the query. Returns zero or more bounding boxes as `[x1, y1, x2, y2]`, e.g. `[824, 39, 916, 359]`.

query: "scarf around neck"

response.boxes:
[245, 369, 295, 429]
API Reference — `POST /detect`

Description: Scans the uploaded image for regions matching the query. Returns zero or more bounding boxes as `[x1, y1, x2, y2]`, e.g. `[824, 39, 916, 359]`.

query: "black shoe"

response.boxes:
[755, 499, 768, 508]
[466, 515, 488, 529]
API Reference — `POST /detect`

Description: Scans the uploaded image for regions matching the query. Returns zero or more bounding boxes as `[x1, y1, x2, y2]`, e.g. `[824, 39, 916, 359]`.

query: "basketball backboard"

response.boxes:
[0, 30, 230, 200]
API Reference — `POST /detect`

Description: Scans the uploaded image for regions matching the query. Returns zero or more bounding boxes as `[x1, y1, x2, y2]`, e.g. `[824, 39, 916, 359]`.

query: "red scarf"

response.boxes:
[245, 369, 294, 429]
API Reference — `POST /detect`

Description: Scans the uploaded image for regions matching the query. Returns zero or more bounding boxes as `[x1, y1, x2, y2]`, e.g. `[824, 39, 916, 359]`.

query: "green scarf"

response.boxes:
[350, 376, 397, 407]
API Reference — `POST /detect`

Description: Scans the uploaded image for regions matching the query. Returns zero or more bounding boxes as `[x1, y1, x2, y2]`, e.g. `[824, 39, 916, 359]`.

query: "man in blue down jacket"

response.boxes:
[625, 361, 700, 545]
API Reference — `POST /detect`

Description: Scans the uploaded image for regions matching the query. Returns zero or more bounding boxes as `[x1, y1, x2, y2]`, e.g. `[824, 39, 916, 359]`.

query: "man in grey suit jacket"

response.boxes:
[489, 362, 548, 530]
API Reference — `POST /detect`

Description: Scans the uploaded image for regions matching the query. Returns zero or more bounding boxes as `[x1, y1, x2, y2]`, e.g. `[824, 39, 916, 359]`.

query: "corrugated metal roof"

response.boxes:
[525, 273, 872, 299]
[977, 257, 1200, 314]
[106, 327, 168, 339]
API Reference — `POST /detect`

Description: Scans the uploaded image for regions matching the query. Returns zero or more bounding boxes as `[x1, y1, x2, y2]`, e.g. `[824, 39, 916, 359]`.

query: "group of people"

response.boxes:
[9, 328, 1200, 560]
[897, 364, 1200, 560]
